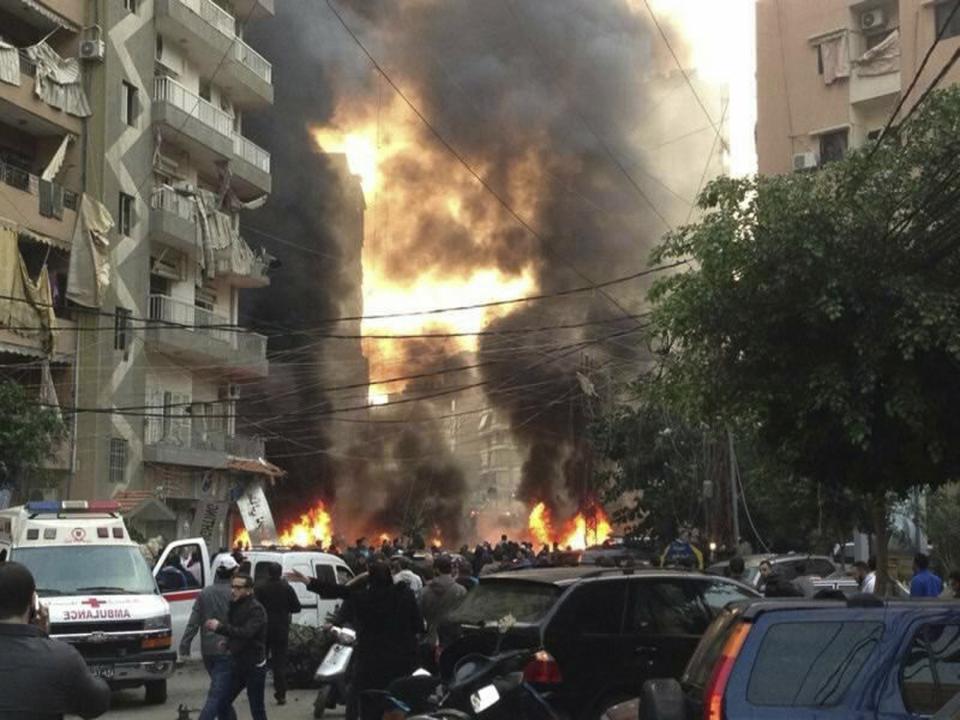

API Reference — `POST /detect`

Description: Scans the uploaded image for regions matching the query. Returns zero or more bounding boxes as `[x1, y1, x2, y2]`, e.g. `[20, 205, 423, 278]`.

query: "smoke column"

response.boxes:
[243, 1, 718, 537]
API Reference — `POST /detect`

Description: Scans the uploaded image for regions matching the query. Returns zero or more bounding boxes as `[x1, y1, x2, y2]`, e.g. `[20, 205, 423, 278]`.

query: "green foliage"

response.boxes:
[927, 483, 960, 573]
[0, 380, 66, 488]
[647, 87, 960, 498]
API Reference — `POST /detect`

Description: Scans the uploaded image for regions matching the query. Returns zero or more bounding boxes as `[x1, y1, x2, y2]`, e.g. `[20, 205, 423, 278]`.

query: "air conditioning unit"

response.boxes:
[79, 38, 105, 61]
[793, 152, 819, 171]
[860, 9, 886, 31]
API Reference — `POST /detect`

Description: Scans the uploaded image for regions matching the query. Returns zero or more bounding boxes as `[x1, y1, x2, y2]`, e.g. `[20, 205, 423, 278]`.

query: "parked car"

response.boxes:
[629, 596, 960, 720]
[706, 553, 838, 588]
[440, 566, 759, 719]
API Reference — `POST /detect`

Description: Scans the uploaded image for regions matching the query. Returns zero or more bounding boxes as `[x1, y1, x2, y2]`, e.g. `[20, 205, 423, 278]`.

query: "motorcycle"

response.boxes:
[379, 648, 560, 719]
[313, 625, 357, 719]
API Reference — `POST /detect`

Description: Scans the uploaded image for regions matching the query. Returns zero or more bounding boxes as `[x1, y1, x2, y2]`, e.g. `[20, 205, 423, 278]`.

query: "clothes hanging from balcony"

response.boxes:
[39, 360, 62, 420]
[66, 194, 114, 308]
[856, 30, 900, 77]
[0, 226, 56, 352]
[0, 40, 20, 87]
[25, 41, 91, 118]
[42, 135, 71, 182]
[194, 188, 262, 281]
[819, 32, 850, 85]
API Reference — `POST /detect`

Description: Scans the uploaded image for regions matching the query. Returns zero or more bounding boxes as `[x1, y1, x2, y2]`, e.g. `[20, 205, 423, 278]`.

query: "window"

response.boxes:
[817, 44, 824, 75]
[901, 624, 960, 715]
[448, 581, 562, 625]
[199, 80, 212, 102]
[123, 0, 137, 12]
[633, 579, 711, 635]
[336, 566, 353, 585]
[108, 437, 128, 484]
[114, 307, 132, 351]
[119, 192, 135, 236]
[156, 543, 203, 591]
[747, 621, 883, 707]
[698, 579, 756, 615]
[314, 563, 336, 585]
[121, 81, 138, 127]
[819, 129, 848, 164]
[565, 581, 627, 635]
[155, 34, 163, 61]
[866, 29, 893, 51]
[936, 1, 960, 40]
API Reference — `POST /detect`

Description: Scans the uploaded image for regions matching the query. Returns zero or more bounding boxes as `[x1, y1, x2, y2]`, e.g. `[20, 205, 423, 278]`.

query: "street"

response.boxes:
[98, 663, 340, 720]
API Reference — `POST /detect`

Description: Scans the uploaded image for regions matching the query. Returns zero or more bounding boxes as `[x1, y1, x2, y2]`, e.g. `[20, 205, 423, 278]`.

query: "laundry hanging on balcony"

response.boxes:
[67, 194, 114, 308]
[194, 188, 264, 282]
[818, 32, 850, 85]
[25, 41, 91, 117]
[0, 40, 20, 87]
[0, 226, 56, 353]
[855, 30, 900, 77]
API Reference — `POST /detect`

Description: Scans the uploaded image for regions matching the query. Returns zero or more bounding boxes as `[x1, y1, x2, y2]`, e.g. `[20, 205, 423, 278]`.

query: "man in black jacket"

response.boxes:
[254, 562, 301, 705]
[0, 562, 111, 719]
[201, 573, 269, 720]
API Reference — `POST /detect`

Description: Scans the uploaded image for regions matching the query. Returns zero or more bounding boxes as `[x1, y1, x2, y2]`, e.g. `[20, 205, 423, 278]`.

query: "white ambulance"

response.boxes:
[0, 501, 175, 705]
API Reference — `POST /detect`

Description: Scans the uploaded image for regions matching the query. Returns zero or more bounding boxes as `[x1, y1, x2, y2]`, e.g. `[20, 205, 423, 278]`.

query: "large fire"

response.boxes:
[233, 501, 334, 549]
[311, 121, 539, 403]
[528, 501, 612, 551]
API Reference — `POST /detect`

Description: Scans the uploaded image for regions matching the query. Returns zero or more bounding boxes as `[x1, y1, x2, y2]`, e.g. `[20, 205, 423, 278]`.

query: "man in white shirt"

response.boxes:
[390, 556, 424, 597]
[854, 560, 877, 594]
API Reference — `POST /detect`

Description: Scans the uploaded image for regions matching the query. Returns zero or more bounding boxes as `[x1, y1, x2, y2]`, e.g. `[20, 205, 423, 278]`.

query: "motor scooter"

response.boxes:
[313, 625, 357, 719]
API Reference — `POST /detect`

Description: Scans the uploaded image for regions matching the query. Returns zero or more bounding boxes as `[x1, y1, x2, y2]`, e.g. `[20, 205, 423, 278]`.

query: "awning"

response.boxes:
[10, 0, 80, 32]
[1, 212, 73, 251]
[113, 490, 177, 521]
[225, 456, 286, 479]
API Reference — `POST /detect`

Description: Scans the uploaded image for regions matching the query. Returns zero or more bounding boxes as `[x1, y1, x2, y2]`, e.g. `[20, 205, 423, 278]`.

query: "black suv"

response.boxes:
[441, 566, 759, 719]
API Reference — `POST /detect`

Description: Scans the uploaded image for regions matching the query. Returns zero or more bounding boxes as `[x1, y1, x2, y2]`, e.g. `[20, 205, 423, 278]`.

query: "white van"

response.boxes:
[0, 501, 175, 705]
[153, 540, 354, 649]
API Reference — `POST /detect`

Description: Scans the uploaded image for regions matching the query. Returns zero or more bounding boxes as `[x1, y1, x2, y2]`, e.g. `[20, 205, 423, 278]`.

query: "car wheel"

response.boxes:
[144, 679, 167, 705]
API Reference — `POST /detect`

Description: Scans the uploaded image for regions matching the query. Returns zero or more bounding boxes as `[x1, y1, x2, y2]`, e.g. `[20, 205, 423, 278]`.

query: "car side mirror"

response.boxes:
[642, 678, 685, 720]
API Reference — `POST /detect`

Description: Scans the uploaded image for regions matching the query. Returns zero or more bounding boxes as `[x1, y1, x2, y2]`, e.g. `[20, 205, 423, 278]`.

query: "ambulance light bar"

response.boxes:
[25, 501, 121, 515]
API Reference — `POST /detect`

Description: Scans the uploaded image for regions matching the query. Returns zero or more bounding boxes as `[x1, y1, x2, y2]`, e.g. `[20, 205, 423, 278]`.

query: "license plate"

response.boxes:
[470, 684, 500, 713]
[90, 664, 114, 679]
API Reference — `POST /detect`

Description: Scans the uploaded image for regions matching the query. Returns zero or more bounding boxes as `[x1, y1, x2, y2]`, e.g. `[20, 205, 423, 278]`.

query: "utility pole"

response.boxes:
[727, 430, 741, 548]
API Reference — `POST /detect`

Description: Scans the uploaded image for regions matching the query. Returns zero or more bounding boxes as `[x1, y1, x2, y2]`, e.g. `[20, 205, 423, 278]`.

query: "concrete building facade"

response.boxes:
[0, 0, 278, 546]
[757, 0, 960, 175]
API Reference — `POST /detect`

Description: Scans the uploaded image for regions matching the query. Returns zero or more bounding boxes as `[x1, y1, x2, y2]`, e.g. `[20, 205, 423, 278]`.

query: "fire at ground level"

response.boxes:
[232, 499, 613, 553]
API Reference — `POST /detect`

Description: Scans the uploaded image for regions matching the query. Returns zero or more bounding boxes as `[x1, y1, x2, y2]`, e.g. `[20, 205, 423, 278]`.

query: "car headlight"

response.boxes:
[143, 614, 171, 631]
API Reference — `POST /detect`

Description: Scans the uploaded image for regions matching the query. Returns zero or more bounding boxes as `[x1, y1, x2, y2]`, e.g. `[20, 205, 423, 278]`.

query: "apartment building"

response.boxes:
[0, 0, 88, 495]
[60, 0, 278, 545]
[757, 0, 960, 175]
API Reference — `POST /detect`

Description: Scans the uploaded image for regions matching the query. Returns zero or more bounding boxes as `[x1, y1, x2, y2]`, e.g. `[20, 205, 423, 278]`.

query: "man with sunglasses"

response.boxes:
[201, 573, 269, 720]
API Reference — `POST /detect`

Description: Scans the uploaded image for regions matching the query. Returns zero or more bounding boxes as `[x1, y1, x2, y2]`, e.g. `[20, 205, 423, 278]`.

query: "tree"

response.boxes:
[0, 380, 65, 493]
[646, 88, 960, 590]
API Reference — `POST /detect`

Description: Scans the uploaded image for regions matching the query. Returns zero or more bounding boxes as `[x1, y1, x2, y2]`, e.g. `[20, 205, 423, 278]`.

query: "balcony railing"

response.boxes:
[147, 293, 267, 364]
[177, 0, 272, 84]
[227, 434, 265, 458]
[235, 41, 272, 84]
[233, 134, 270, 173]
[0, 160, 79, 211]
[151, 185, 195, 221]
[154, 76, 234, 139]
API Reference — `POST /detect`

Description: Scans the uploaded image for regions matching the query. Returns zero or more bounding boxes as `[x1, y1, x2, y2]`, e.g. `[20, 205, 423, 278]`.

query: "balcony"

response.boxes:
[144, 414, 228, 469]
[231, 134, 272, 197]
[0, 160, 78, 248]
[0, 316, 75, 360]
[150, 186, 200, 256]
[144, 293, 268, 379]
[155, 0, 273, 108]
[850, 69, 901, 105]
[0, 52, 83, 136]
[152, 78, 271, 200]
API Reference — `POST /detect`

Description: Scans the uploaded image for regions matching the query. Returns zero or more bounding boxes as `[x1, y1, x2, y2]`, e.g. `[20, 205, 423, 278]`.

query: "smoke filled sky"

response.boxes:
[243, 1, 755, 537]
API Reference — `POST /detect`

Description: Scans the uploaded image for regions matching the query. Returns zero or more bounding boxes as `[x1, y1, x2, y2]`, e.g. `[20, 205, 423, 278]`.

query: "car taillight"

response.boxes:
[703, 622, 750, 720]
[523, 650, 562, 684]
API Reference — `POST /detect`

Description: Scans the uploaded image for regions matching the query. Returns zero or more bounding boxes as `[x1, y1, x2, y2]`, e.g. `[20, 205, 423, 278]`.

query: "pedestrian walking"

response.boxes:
[910, 554, 944, 598]
[390, 555, 424, 597]
[200, 573, 269, 720]
[341, 558, 423, 720]
[853, 560, 877, 594]
[254, 561, 302, 705]
[420, 554, 467, 663]
[181, 555, 239, 720]
[0, 562, 110, 719]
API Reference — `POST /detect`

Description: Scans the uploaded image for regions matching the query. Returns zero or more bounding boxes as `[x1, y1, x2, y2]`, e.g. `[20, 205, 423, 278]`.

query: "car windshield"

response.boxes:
[446, 580, 562, 625]
[14, 546, 158, 597]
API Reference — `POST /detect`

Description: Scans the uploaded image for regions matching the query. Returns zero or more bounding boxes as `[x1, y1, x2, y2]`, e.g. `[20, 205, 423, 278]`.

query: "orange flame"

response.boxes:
[528, 502, 612, 551]
[232, 501, 334, 549]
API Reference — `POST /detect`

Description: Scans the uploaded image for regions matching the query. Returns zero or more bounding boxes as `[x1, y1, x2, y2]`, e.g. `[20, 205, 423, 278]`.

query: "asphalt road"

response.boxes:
[98, 661, 343, 719]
